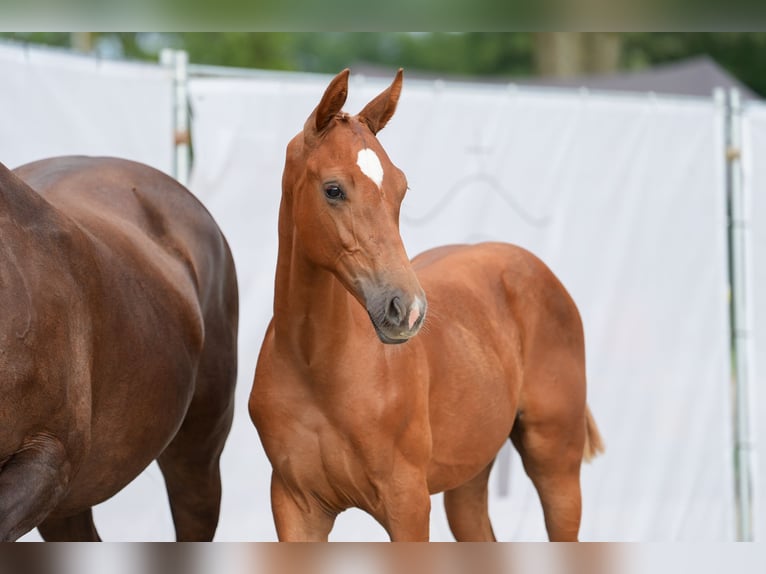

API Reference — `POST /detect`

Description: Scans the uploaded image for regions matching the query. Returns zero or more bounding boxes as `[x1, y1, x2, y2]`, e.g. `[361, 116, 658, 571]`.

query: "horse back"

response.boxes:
[413, 241, 584, 377]
[412, 242, 583, 348]
[15, 156, 231, 292]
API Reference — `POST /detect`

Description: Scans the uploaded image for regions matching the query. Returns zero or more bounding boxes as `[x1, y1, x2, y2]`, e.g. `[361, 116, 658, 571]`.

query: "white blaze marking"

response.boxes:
[357, 148, 384, 189]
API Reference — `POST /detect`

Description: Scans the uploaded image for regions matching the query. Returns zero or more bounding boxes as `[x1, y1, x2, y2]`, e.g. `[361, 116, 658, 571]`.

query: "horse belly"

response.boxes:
[422, 326, 522, 494]
[426, 380, 518, 493]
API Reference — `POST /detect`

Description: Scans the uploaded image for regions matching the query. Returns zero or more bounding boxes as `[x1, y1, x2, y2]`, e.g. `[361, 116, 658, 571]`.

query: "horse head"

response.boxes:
[283, 69, 426, 344]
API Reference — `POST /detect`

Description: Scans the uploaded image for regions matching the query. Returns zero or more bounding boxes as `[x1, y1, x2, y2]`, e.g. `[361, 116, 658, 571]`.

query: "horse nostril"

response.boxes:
[387, 296, 405, 326]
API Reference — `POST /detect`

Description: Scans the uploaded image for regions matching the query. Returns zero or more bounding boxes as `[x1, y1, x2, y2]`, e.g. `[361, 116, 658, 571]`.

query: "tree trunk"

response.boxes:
[533, 33, 622, 77]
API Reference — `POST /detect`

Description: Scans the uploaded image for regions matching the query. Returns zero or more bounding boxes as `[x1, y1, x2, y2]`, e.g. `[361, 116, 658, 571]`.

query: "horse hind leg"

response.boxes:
[158, 321, 237, 541]
[37, 508, 101, 541]
[510, 408, 585, 542]
[443, 461, 497, 541]
[158, 382, 235, 541]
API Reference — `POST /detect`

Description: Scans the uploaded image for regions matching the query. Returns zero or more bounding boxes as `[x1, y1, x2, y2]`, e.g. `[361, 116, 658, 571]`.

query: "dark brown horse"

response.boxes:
[0, 156, 238, 541]
[249, 69, 603, 542]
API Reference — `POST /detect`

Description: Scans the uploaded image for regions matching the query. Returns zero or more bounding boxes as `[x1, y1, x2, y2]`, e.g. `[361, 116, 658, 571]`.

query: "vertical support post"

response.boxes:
[723, 87, 755, 541]
[160, 49, 191, 187]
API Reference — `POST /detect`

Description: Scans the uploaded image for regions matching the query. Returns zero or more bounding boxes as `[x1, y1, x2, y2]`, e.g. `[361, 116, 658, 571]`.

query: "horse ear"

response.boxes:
[357, 68, 403, 135]
[306, 68, 350, 135]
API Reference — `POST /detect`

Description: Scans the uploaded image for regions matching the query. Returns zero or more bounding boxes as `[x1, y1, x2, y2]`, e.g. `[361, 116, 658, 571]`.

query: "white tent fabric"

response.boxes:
[0, 42, 173, 174]
[0, 44, 737, 541]
[744, 102, 766, 541]
[187, 74, 734, 541]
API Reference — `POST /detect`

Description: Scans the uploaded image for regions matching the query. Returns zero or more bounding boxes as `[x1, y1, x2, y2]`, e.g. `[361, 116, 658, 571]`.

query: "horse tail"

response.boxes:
[582, 405, 605, 462]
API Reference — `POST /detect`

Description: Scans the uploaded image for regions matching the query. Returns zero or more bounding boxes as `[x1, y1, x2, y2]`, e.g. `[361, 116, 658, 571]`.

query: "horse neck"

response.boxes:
[272, 195, 356, 364]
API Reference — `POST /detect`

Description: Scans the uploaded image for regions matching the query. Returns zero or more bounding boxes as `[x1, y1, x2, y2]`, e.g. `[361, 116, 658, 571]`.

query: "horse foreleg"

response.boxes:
[443, 460, 497, 541]
[375, 468, 431, 542]
[0, 434, 71, 541]
[37, 508, 101, 541]
[270, 472, 336, 541]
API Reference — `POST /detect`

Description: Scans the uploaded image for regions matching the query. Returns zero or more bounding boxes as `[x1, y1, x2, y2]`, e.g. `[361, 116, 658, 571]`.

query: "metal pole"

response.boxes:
[724, 87, 755, 541]
[160, 49, 191, 187]
[174, 50, 190, 188]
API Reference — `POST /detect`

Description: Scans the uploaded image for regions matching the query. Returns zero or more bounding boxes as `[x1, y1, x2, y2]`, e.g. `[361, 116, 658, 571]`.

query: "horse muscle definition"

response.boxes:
[0, 157, 238, 541]
[249, 69, 603, 541]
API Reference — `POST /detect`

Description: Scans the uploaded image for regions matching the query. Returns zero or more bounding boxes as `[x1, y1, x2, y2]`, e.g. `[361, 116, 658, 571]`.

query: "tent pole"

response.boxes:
[723, 87, 755, 541]
[160, 49, 191, 187]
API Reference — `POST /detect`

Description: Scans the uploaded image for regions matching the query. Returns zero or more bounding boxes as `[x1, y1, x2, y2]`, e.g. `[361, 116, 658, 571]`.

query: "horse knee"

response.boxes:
[0, 434, 72, 541]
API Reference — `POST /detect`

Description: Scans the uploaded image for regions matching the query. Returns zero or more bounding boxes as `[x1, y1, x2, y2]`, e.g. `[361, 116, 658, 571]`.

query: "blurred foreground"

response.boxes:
[2, 543, 764, 574]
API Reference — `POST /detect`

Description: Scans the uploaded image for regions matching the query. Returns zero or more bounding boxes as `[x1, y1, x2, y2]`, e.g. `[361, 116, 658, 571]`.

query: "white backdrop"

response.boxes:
[0, 45, 738, 542]
[188, 74, 734, 541]
[744, 102, 766, 541]
[0, 42, 173, 174]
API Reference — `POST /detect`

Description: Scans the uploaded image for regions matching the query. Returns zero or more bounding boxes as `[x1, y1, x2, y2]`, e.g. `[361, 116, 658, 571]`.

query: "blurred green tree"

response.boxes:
[1, 32, 764, 96]
[622, 33, 766, 97]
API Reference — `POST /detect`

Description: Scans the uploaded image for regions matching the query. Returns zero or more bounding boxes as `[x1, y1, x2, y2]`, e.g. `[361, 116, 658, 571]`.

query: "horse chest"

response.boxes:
[266, 369, 412, 449]
[255, 353, 427, 510]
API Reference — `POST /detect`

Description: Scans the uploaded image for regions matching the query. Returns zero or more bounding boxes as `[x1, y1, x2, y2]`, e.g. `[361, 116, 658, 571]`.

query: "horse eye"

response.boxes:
[324, 184, 345, 200]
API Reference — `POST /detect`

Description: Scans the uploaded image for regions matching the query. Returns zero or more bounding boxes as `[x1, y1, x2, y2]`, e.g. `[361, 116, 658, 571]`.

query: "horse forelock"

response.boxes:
[300, 114, 374, 158]
[293, 113, 394, 197]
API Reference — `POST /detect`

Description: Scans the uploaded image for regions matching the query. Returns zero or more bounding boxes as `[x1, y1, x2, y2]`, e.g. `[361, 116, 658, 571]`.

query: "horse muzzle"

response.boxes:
[366, 289, 427, 344]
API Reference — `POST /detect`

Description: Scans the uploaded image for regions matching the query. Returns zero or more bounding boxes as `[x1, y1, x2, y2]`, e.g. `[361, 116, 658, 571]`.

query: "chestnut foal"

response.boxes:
[249, 69, 602, 541]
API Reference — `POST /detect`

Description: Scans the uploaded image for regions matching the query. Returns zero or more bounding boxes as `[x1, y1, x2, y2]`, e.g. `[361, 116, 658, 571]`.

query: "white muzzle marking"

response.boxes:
[407, 306, 420, 330]
[407, 297, 424, 330]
